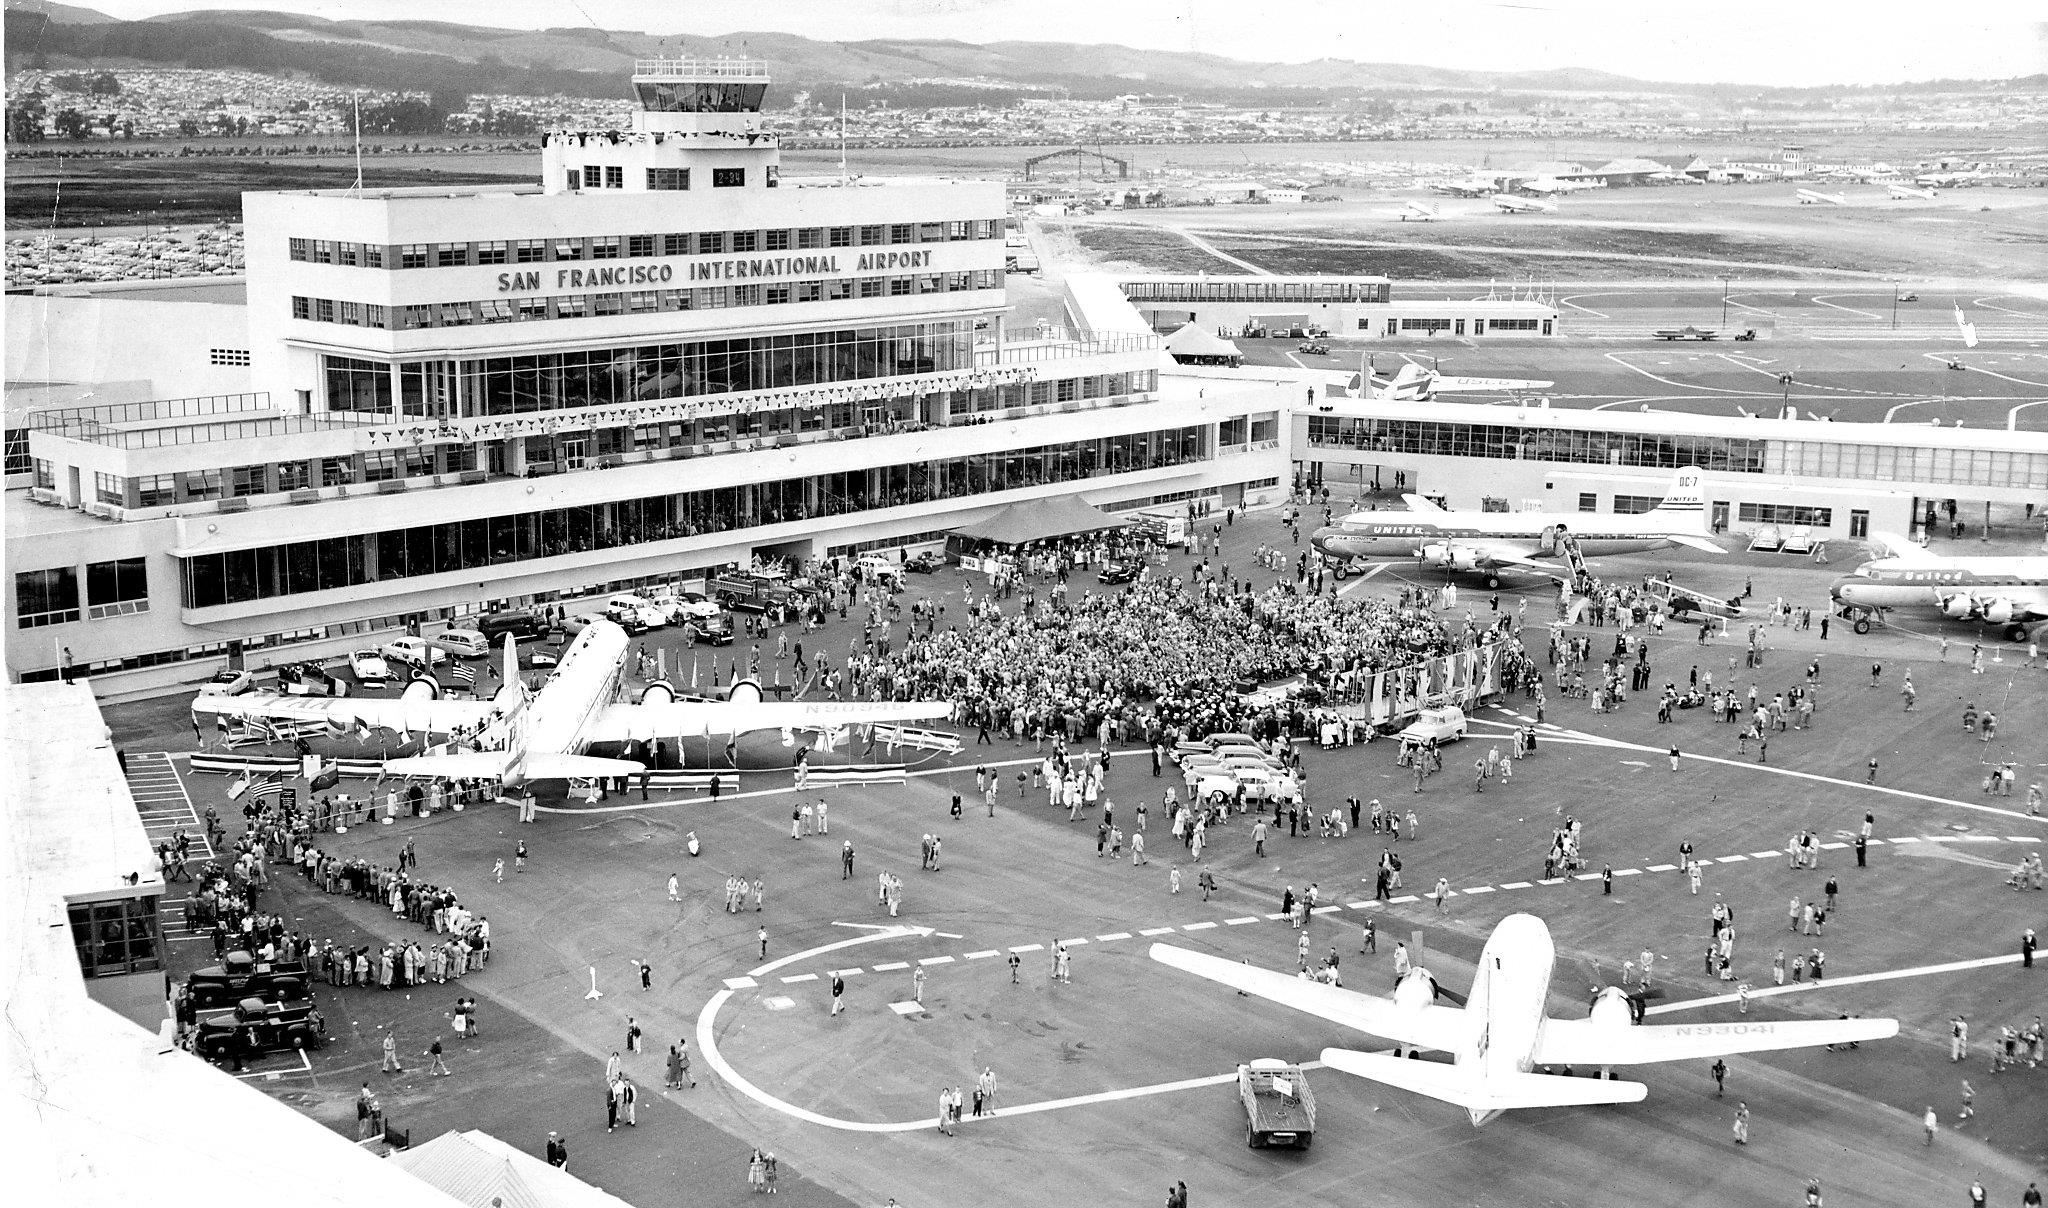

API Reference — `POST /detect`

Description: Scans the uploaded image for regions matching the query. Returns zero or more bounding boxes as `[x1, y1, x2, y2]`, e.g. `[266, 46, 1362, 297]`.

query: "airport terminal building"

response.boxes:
[1121, 275, 1559, 340]
[8, 60, 1292, 687]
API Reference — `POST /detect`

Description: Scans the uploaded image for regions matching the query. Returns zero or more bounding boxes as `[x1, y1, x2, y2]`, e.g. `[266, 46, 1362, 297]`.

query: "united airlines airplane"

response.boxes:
[1830, 534, 2048, 640]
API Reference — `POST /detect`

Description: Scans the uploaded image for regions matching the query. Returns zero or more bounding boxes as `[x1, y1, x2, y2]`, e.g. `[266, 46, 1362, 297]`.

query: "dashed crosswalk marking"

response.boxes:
[124, 752, 214, 859]
[733, 836, 2047, 991]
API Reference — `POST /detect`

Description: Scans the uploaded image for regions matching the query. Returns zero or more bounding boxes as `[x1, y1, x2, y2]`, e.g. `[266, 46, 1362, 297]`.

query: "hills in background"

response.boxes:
[3, 1, 2034, 106]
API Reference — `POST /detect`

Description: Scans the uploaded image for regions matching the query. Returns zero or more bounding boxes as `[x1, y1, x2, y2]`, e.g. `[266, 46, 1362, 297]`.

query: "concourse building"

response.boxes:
[8, 59, 1291, 688]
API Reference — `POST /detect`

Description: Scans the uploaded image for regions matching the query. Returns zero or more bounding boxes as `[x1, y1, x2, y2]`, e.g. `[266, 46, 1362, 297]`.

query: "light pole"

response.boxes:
[1719, 275, 1731, 331]
[1891, 284, 1899, 330]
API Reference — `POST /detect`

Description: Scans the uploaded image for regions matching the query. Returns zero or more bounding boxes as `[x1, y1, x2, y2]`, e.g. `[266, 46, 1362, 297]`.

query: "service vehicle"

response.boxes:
[1651, 326, 1719, 341]
[653, 589, 721, 623]
[475, 609, 548, 643]
[434, 628, 490, 658]
[710, 572, 803, 613]
[192, 997, 326, 1062]
[379, 636, 445, 669]
[1239, 1059, 1317, 1149]
[197, 667, 254, 696]
[1397, 705, 1468, 744]
[185, 951, 311, 1008]
[853, 554, 907, 586]
[348, 650, 391, 684]
[905, 551, 944, 574]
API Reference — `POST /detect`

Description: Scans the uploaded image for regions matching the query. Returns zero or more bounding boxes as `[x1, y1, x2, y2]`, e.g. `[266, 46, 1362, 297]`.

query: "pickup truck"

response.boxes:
[1397, 705, 1468, 745]
[192, 997, 326, 1062]
[1240, 1059, 1316, 1149]
[186, 951, 311, 1008]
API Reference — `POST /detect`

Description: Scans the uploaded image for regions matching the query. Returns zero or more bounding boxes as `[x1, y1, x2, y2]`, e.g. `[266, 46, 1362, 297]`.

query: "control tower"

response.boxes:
[541, 57, 780, 195]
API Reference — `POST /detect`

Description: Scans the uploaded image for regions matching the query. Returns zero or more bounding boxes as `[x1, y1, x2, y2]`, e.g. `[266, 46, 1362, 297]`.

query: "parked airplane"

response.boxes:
[1915, 171, 1980, 188]
[1492, 194, 1558, 214]
[1651, 326, 1719, 341]
[1829, 534, 2048, 640]
[1151, 915, 1895, 1126]
[190, 620, 952, 786]
[1796, 189, 1849, 206]
[1397, 201, 1441, 222]
[1431, 176, 1501, 198]
[1886, 183, 1940, 200]
[1309, 467, 1720, 585]
[1519, 176, 1600, 195]
[1342, 362, 1557, 404]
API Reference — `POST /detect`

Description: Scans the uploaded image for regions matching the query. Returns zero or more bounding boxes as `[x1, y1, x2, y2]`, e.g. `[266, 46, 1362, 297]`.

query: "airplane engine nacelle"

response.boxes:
[1420, 544, 1478, 571]
[1391, 967, 1440, 1010]
[1588, 986, 1638, 1029]
[640, 681, 676, 705]
[726, 678, 764, 705]
[402, 675, 441, 701]
[1981, 598, 2015, 624]
[1941, 593, 1977, 619]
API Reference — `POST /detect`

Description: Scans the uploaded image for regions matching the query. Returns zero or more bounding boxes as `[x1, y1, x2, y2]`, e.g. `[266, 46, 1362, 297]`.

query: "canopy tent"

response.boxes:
[390, 1129, 636, 1208]
[948, 495, 1130, 550]
[1162, 322, 1243, 366]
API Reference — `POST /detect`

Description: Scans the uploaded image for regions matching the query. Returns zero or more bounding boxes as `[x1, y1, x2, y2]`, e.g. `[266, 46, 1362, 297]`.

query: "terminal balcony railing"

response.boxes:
[632, 58, 769, 78]
[30, 392, 273, 435]
[977, 332, 1161, 366]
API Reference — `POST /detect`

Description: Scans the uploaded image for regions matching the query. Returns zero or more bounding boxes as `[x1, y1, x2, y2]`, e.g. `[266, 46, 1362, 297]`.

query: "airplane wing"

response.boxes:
[1149, 944, 1474, 1053]
[1666, 534, 1724, 553]
[587, 698, 952, 742]
[1531, 1015, 1899, 1067]
[189, 691, 500, 736]
[1401, 494, 1445, 513]
[1431, 376, 1557, 392]
[1320, 1048, 1646, 1110]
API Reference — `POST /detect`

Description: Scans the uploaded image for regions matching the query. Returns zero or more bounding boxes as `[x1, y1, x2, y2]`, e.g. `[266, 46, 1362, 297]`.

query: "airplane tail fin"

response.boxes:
[1868, 531, 1939, 564]
[1319, 1048, 1645, 1124]
[502, 633, 518, 694]
[1650, 468, 1708, 531]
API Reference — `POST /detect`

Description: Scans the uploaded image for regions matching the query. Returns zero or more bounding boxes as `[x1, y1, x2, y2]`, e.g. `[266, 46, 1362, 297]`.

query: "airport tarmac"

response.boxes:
[116, 506, 2047, 1208]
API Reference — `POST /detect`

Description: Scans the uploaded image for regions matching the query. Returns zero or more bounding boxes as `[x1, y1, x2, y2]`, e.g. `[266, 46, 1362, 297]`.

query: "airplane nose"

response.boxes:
[1310, 527, 1343, 557]
[1827, 577, 1857, 601]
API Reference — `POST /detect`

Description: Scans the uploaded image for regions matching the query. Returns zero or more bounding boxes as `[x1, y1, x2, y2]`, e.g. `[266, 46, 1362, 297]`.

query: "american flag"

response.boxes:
[452, 662, 476, 685]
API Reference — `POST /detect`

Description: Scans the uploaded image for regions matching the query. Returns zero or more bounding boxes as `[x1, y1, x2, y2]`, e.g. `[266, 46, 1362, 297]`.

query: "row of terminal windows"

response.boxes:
[181, 428, 1210, 608]
[1304, 417, 1768, 474]
[1125, 281, 1391, 304]
[14, 558, 149, 628]
[325, 320, 977, 416]
[570, 165, 755, 190]
[286, 220, 1003, 269]
[1770, 440, 2048, 491]
[290, 272, 1004, 331]
[1739, 502, 1833, 528]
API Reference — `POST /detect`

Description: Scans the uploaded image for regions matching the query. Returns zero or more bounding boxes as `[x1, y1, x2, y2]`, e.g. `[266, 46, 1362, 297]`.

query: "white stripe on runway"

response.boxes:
[1647, 953, 2025, 1015]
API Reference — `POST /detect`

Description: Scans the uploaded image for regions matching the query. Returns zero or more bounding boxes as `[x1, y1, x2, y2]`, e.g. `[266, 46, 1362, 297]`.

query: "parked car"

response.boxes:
[379, 636, 445, 669]
[434, 628, 489, 658]
[1185, 763, 1301, 804]
[1397, 706, 1469, 744]
[1098, 559, 1142, 585]
[603, 594, 667, 632]
[905, 551, 943, 574]
[185, 951, 310, 1008]
[655, 590, 721, 623]
[686, 614, 735, 646]
[197, 667, 254, 696]
[191, 997, 326, 1063]
[853, 554, 906, 587]
[476, 609, 548, 643]
[348, 650, 391, 684]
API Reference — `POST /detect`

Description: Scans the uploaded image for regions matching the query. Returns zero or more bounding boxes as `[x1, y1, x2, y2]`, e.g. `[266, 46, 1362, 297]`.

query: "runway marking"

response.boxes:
[1008, 944, 1042, 953]
[1646, 864, 1676, 872]
[781, 973, 817, 983]
[1462, 886, 1494, 895]
[1750, 851, 1780, 859]
[1057, 938, 1089, 946]
[917, 955, 955, 965]
[1722, 294, 1781, 317]
[870, 962, 909, 972]
[1615, 868, 1642, 876]
[724, 976, 758, 990]
[1809, 294, 1884, 320]
[1095, 932, 1131, 941]
[1500, 881, 1532, 889]
[1647, 952, 2026, 1016]
[887, 1001, 923, 1016]
[965, 950, 1000, 960]
[1558, 293, 1619, 318]
[1182, 921, 1218, 930]
[1225, 917, 1260, 925]
[1601, 352, 1783, 397]
[1971, 295, 2048, 319]
[1139, 927, 1176, 936]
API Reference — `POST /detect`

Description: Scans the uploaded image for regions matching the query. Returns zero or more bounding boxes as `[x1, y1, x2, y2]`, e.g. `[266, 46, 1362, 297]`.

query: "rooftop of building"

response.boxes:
[19, 277, 247, 305]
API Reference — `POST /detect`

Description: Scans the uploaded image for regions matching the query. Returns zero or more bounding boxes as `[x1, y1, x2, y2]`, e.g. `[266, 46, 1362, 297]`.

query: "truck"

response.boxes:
[708, 572, 805, 614]
[1397, 705, 1469, 744]
[1239, 1059, 1316, 1149]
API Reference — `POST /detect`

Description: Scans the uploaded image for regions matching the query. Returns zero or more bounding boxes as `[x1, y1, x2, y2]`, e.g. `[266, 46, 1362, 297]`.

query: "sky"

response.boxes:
[44, 0, 2048, 85]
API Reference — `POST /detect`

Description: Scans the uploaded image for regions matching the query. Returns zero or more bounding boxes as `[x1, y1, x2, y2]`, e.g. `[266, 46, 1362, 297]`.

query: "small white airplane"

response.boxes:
[1151, 914, 1897, 1126]
[1830, 533, 2048, 641]
[1886, 182, 1939, 200]
[1310, 466, 1720, 585]
[1492, 194, 1557, 215]
[1915, 171, 1979, 188]
[190, 619, 952, 787]
[1796, 189, 1849, 206]
[1340, 362, 1556, 404]
[1397, 201, 1441, 222]
[1431, 176, 1499, 198]
[1520, 176, 1599, 195]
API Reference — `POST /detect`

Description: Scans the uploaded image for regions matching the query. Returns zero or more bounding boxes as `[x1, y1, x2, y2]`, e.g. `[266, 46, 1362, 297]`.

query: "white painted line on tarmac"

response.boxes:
[1647, 952, 2025, 1016]
[723, 977, 758, 990]
[1139, 927, 1175, 937]
[1500, 881, 1533, 889]
[781, 974, 817, 983]
[917, 956, 954, 966]
[1225, 917, 1259, 925]
[1182, 921, 1218, 930]
[1615, 868, 1642, 876]
[1750, 851, 1781, 859]
[871, 962, 909, 972]
[1463, 886, 1495, 895]
[1095, 932, 1132, 941]
[1009, 944, 1043, 954]
[965, 950, 999, 960]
